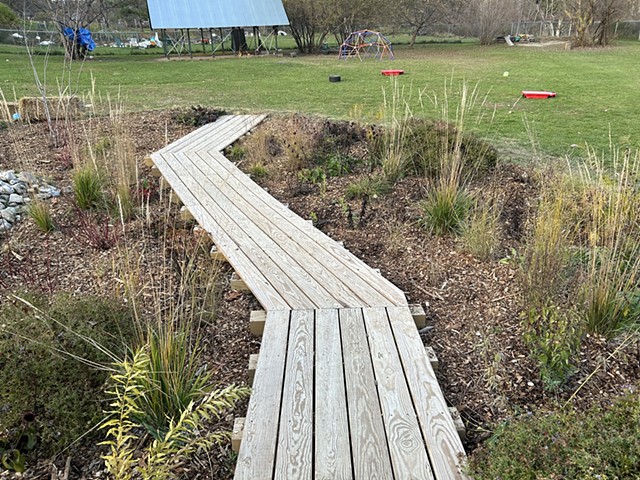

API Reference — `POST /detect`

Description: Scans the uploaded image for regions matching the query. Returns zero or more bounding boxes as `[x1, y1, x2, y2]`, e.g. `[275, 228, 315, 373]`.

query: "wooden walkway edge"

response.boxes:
[147, 115, 469, 480]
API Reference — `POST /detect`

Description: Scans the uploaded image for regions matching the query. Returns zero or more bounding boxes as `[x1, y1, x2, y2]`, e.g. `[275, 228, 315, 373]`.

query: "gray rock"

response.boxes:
[0, 184, 14, 195]
[0, 219, 11, 232]
[0, 171, 17, 182]
[39, 185, 61, 197]
[17, 172, 38, 184]
[1, 208, 16, 223]
[0, 194, 8, 204]
[8, 193, 23, 205]
[12, 183, 27, 195]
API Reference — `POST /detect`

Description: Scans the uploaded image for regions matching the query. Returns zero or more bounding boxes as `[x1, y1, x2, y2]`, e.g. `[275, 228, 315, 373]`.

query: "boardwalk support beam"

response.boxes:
[249, 310, 266, 336]
[410, 303, 427, 329]
[230, 272, 250, 292]
[231, 417, 245, 452]
[448, 406, 466, 441]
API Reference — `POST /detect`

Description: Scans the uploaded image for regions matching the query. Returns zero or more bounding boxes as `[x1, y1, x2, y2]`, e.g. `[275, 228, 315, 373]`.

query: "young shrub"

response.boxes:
[227, 144, 246, 162]
[101, 349, 250, 480]
[419, 180, 471, 236]
[0, 294, 134, 458]
[469, 391, 640, 479]
[73, 166, 104, 209]
[27, 198, 55, 232]
[462, 196, 502, 260]
[522, 303, 582, 390]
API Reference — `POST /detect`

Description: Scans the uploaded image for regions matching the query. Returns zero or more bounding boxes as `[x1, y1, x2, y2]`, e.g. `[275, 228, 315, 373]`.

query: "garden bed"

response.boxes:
[0, 111, 638, 479]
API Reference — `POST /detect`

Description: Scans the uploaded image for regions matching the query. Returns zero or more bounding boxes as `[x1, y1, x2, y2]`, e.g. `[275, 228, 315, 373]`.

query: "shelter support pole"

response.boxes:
[209, 28, 215, 57]
[162, 29, 168, 58]
[200, 28, 206, 54]
[187, 28, 193, 58]
[220, 28, 225, 52]
[275, 26, 279, 51]
[253, 26, 257, 52]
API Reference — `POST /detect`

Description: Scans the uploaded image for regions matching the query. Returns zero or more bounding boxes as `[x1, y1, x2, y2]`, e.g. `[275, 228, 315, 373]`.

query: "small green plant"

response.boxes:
[101, 348, 250, 480]
[27, 198, 55, 232]
[0, 413, 36, 473]
[324, 154, 354, 177]
[73, 166, 104, 209]
[469, 390, 640, 479]
[298, 166, 326, 185]
[345, 175, 390, 200]
[248, 162, 268, 179]
[228, 144, 246, 162]
[523, 303, 582, 391]
[419, 181, 471, 236]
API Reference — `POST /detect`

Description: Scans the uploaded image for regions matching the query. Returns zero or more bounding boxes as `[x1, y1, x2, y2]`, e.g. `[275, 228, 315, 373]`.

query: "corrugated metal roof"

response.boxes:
[147, 0, 289, 29]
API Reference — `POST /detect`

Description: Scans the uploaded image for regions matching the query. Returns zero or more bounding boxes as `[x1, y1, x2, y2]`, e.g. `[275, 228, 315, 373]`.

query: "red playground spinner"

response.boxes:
[381, 69, 405, 76]
[522, 90, 556, 99]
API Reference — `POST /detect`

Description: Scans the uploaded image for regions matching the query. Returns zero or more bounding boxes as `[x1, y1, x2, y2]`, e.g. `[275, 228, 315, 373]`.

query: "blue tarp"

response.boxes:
[63, 26, 96, 51]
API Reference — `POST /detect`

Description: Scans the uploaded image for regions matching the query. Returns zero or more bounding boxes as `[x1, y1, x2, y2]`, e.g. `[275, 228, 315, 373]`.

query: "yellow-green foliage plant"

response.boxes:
[101, 348, 250, 480]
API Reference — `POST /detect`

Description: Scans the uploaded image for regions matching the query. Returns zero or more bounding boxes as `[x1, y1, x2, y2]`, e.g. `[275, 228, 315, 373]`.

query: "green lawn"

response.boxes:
[1, 40, 639, 157]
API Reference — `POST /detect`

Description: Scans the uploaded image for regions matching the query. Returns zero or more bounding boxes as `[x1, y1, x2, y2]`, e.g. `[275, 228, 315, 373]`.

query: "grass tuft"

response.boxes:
[27, 198, 55, 232]
[73, 166, 104, 209]
[462, 196, 502, 260]
[420, 181, 471, 236]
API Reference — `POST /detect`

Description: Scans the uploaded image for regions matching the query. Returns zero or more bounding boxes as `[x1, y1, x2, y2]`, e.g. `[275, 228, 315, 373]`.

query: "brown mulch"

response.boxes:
[1, 112, 639, 478]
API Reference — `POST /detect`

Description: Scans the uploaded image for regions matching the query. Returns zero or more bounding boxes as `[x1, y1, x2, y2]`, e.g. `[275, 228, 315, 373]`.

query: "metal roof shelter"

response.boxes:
[146, 0, 289, 58]
[147, 0, 289, 29]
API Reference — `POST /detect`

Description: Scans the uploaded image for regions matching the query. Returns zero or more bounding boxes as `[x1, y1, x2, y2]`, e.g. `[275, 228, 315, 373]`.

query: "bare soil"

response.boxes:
[0, 112, 638, 479]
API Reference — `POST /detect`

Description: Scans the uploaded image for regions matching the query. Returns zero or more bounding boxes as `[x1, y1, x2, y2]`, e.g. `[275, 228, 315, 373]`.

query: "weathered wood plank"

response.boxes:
[170, 150, 333, 308]
[362, 308, 435, 480]
[149, 151, 288, 310]
[174, 115, 249, 154]
[232, 417, 245, 453]
[188, 150, 359, 308]
[156, 150, 316, 309]
[204, 150, 406, 307]
[386, 307, 469, 480]
[250, 310, 267, 337]
[315, 309, 352, 480]
[235, 310, 291, 480]
[340, 308, 394, 480]
[159, 115, 234, 154]
[274, 310, 314, 480]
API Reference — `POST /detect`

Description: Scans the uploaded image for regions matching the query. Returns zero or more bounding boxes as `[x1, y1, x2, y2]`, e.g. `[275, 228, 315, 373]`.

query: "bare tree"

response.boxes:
[283, 0, 332, 53]
[563, 0, 631, 46]
[396, 0, 446, 48]
[464, 0, 520, 44]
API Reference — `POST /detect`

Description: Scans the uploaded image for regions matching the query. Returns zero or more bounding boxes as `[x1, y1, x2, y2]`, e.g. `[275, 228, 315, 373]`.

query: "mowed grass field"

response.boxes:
[1, 40, 639, 157]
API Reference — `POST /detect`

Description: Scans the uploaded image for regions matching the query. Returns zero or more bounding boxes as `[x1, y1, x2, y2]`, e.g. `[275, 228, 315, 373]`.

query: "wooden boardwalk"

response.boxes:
[147, 115, 468, 480]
